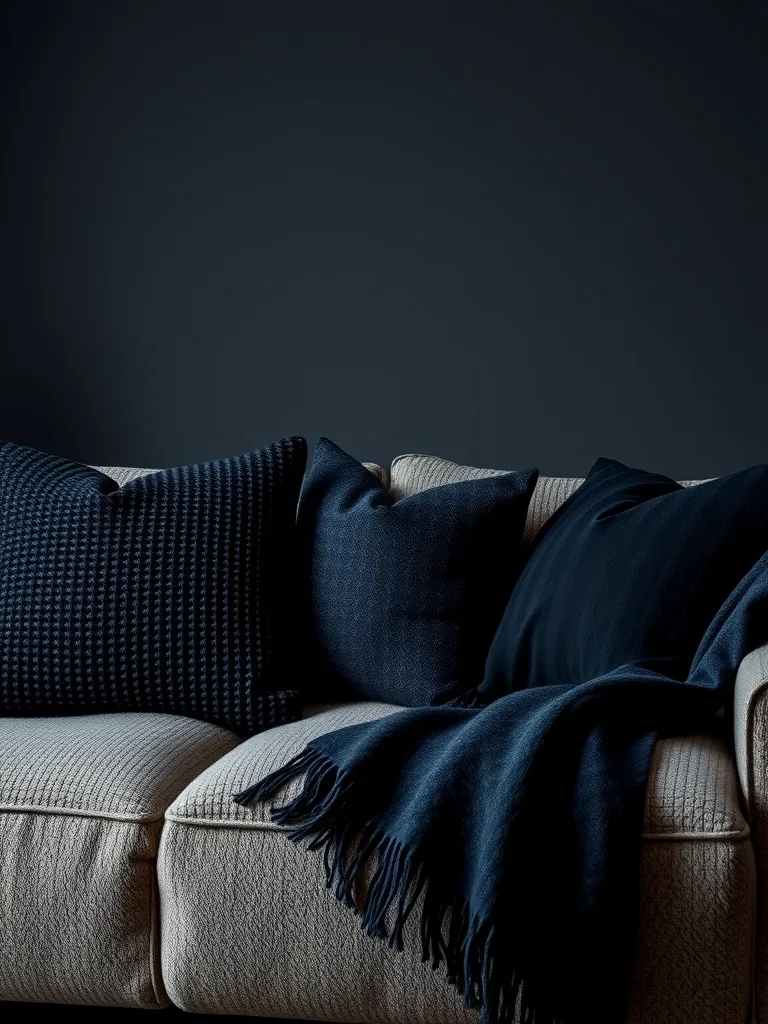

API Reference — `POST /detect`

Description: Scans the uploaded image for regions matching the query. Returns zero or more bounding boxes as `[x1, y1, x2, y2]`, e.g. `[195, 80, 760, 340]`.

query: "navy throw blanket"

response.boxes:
[235, 551, 768, 1024]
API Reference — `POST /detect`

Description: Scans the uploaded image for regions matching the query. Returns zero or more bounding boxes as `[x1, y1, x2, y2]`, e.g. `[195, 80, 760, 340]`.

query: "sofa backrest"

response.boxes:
[389, 454, 709, 547]
[92, 465, 157, 485]
[93, 461, 387, 486]
[94, 457, 708, 549]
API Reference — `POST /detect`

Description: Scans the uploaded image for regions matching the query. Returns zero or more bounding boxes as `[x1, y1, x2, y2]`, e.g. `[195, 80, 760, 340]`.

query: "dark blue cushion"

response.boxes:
[0, 437, 307, 734]
[481, 457, 768, 700]
[300, 438, 538, 706]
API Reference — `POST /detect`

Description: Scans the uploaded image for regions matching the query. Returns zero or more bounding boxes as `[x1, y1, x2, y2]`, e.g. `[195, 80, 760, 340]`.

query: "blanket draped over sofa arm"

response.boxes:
[236, 552, 768, 1024]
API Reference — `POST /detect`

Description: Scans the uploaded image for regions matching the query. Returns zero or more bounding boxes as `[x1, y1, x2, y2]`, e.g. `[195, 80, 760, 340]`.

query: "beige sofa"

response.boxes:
[0, 456, 763, 1023]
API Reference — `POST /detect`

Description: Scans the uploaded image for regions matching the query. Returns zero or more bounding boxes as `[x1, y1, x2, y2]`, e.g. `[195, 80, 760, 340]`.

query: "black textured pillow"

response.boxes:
[300, 438, 538, 706]
[481, 457, 768, 701]
[0, 437, 307, 733]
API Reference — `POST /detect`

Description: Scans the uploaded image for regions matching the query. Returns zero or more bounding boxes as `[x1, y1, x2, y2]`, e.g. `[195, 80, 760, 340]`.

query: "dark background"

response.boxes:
[2, 0, 767, 478]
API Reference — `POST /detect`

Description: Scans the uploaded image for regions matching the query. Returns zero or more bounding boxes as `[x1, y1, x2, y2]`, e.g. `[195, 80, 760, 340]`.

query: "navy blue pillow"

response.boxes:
[481, 457, 768, 701]
[300, 438, 538, 706]
[0, 437, 307, 734]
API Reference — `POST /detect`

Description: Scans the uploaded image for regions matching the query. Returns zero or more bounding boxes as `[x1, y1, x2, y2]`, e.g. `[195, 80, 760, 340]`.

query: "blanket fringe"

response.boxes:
[234, 747, 560, 1024]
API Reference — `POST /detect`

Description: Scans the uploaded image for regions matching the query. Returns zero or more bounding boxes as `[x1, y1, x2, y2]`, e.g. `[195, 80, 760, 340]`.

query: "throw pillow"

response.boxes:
[481, 457, 768, 700]
[0, 437, 307, 734]
[300, 437, 538, 706]
[389, 452, 584, 547]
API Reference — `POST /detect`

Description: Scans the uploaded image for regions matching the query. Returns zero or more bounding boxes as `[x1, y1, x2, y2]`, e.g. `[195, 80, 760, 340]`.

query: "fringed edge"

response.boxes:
[234, 746, 560, 1024]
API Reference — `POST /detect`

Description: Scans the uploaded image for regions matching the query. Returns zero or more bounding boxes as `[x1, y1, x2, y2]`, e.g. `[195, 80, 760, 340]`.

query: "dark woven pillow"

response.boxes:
[300, 438, 538, 706]
[0, 437, 307, 734]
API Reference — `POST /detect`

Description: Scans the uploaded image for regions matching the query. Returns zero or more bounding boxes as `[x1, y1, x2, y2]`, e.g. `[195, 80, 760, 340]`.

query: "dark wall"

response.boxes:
[2, 1, 767, 477]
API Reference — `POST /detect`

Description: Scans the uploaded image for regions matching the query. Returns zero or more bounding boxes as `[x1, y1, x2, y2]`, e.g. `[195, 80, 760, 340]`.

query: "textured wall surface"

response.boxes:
[1, 1, 767, 477]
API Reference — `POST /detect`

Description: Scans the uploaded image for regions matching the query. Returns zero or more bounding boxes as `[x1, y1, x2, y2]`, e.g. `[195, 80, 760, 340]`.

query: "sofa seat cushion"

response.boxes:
[0, 712, 240, 1008]
[158, 704, 753, 1024]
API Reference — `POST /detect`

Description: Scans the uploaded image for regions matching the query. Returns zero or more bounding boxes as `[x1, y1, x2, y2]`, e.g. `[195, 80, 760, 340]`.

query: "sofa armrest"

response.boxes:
[734, 644, 768, 1021]
[735, 643, 768, 813]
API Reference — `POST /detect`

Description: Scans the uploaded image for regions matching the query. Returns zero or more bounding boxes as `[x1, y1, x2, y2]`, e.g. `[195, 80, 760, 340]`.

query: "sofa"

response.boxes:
[0, 454, 763, 1023]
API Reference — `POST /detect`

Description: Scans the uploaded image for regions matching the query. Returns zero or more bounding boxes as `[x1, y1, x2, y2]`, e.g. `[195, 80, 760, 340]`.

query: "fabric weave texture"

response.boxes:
[164, 703, 752, 1023]
[0, 711, 240, 1008]
[0, 437, 307, 733]
[298, 438, 538, 706]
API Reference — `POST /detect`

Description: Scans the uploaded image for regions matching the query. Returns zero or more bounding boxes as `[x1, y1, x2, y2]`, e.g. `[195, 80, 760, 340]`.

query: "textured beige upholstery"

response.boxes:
[735, 643, 768, 1022]
[0, 713, 240, 1008]
[389, 453, 709, 546]
[159, 703, 753, 1023]
[93, 460, 386, 486]
[389, 453, 581, 545]
[389, 453, 511, 499]
[92, 464, 157, 484]
[362, 461, 387, 485]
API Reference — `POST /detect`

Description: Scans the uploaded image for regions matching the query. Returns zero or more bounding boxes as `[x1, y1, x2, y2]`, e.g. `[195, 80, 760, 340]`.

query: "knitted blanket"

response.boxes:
[235, 549, 768, 1024]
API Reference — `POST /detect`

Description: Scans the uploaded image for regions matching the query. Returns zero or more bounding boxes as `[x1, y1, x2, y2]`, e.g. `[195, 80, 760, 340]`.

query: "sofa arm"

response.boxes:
[735, 643, 768, 811]
[734, 645, 768, 1021]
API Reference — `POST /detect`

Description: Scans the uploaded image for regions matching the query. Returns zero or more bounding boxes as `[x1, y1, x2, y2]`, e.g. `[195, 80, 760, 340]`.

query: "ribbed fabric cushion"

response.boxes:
[0, 438, 307, 734]
[525, 476, 584, 544]
[158, 704, 752, 1023]
[389, 454, 510, 498]
[389, 453, 710, 546]
[0, 712, 240, 1008]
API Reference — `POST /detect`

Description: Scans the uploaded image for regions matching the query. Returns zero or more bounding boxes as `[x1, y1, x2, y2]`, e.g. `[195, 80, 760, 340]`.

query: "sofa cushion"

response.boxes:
[158, 704, 752, 1024]
[0, 437, 307, 733]
[0, 711, 240, 1008]
[298, 438, 538, 706]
